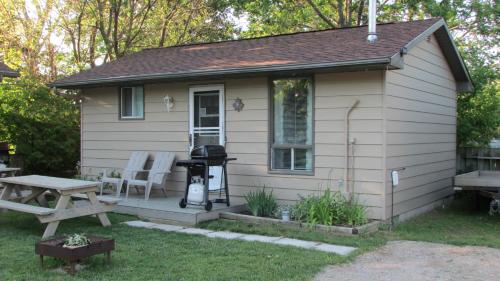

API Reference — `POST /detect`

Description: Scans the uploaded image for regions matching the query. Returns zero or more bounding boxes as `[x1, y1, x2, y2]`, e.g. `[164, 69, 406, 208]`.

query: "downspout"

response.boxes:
[344, 99, 359, 198]
[78, 90, 83, 176]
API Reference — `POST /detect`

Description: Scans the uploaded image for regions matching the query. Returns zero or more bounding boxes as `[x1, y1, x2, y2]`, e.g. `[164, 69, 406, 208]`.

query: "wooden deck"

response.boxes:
[101, 195, 246, 226]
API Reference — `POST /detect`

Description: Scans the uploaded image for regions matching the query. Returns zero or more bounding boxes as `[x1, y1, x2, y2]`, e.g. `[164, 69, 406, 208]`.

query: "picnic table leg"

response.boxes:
[14, 184, 22, 198]
[106, 251, 111, 264]
[42, 195, 71, 239]
[0, 184, 13, 200]
[86, 192, 111, 227]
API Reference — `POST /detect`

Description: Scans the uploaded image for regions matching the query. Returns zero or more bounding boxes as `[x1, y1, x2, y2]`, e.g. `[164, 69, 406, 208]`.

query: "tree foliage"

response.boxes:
[0, 0, 497, 160]
[0, 79, 80, 175]
[457, 44, 499, 147]
[0, 0, 239, 79]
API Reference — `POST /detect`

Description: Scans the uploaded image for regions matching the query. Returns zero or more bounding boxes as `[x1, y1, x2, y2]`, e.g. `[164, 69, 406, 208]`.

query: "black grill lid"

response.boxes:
[191, 145, 227, 159]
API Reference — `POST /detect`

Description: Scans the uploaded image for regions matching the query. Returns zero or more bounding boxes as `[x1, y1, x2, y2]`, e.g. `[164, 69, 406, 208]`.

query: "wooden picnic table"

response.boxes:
[0, 175, 119, 239]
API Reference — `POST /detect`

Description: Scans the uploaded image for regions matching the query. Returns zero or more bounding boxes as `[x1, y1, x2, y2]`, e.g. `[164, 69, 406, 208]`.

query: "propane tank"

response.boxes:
[187, 177, 205, 204]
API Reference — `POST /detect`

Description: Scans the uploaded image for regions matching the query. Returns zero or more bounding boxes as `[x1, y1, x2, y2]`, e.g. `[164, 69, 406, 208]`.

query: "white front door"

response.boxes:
[189, 85, 225, 190]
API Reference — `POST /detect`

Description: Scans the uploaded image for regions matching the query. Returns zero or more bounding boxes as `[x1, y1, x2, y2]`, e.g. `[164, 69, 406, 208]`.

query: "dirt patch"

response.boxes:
[315, 241, 500, 281]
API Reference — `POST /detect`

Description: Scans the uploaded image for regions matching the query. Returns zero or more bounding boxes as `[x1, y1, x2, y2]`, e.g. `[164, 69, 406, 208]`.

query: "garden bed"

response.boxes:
[219, 211, 380, 235]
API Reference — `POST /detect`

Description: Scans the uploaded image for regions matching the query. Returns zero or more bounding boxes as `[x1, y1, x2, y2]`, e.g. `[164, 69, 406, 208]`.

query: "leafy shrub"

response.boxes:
[244, 186, 278, 217]
[342, 198, 368, 226]
[291, 189, 367, 227]
[0, 79, 80, 176]
[63, 233, 90, 248]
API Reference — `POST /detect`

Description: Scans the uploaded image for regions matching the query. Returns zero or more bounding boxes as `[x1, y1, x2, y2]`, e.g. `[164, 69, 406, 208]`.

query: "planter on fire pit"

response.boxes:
[35, 235, 115, 274]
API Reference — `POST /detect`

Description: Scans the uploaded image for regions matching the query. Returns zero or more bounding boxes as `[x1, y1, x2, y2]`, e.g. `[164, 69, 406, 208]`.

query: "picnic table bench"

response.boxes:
[0, 200, 55, 215]
[0, 175, 120, 239]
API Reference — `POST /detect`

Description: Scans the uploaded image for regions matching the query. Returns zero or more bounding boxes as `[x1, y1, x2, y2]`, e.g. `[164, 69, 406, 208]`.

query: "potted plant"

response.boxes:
[63, 233, 91, 249]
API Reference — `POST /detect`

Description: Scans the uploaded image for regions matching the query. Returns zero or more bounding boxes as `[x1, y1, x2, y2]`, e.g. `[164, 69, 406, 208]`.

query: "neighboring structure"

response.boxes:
[52, 18, 472, 221]
[0, 61, 19, 82]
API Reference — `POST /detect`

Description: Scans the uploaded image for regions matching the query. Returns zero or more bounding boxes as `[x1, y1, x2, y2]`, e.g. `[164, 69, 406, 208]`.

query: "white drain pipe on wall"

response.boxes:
[344, 99, 359, 198]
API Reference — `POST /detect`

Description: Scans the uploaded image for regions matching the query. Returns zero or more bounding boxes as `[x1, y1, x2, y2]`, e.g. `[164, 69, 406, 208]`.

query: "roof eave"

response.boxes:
[50, 58, 392, 89]
[0, 71, 20, 78]
[401, 18, 474, 92]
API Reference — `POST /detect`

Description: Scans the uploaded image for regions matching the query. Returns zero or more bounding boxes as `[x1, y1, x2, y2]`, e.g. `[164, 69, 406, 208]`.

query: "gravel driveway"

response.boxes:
[314, 241, 500, 281]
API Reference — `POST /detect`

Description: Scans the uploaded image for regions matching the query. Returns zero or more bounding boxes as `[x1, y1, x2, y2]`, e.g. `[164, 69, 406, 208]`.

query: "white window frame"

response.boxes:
[120, 86, 144, 119]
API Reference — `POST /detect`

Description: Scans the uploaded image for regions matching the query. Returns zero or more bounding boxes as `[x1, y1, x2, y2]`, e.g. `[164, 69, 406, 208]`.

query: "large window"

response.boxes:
[271, 78, 313, 173]
[120, 86, 144, 119]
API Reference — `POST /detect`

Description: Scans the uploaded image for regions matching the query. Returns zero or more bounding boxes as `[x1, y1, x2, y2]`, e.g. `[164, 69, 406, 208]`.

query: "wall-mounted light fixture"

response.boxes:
[232, 97, 244, 112]
[163, 95, 174, 112]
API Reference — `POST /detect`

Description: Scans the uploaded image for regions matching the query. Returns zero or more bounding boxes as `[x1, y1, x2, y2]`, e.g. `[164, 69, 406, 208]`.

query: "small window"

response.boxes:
[271, 78, 313, 173]
[120, 86, 144, 119]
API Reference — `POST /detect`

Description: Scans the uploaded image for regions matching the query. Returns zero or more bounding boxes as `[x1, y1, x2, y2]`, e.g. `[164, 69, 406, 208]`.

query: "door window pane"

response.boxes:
[192, 89, 221, 148]
[194, 132, 220, 148]
[194, 91, 219, 128]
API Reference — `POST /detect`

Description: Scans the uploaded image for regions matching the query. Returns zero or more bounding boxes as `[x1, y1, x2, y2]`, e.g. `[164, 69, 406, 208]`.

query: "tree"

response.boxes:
[457, 43, 499, 147]
[0, 78, 80, 175]
[58, 0, 100, 71]
[0, 0, 61, 82]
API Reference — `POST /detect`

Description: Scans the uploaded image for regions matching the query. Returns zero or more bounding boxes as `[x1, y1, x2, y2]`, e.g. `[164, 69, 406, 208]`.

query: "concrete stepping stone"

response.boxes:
[238, 234, 282, 243]
[205, 231, 245, 239]
[124, 221, 156, 229]
[176, 228, 214, 235]
[151, 224, 185, 232]
[123, 220, 357, 256]
[313, 243, 357, 255]
[273, 238, 320, 249]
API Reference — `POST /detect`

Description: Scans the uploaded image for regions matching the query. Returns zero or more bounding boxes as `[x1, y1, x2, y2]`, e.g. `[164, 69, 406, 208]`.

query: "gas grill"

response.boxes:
[176, 145, 236, 211]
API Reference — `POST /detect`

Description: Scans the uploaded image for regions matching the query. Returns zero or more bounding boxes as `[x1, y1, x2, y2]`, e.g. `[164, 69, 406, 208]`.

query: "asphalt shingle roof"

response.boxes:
[0, 61, 19, 77]
[53, 18, 443, 87]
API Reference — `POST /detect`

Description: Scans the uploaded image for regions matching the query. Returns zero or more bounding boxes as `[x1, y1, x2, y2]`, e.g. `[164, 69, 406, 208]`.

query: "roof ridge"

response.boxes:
[143, 18, 441, 51]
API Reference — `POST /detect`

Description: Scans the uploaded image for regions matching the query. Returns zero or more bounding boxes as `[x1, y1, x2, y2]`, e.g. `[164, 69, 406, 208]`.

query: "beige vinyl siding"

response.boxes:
[384, 34, 457, 219]
[81, 71, 386, 220]
[225, 72, 385, 219]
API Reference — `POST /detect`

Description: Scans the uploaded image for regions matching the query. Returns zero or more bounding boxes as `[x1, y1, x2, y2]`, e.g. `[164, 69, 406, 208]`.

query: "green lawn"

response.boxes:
[0, 212, 340, 281]
[393, 197, 500, 248]
[1, 196, 498, 280]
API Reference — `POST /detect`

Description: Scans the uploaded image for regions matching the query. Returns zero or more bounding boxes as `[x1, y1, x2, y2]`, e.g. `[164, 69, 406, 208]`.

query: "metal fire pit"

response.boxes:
[35, 235, 115, 274]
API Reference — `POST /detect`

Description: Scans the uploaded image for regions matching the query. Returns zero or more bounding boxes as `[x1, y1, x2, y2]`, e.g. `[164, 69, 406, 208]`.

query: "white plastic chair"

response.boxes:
[100, 151, 149, 197]
[125, 152, 175, 200]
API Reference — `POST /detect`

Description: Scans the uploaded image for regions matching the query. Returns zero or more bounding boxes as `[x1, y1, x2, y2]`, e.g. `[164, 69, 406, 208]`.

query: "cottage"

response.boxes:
[52, 18, 472, 221]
